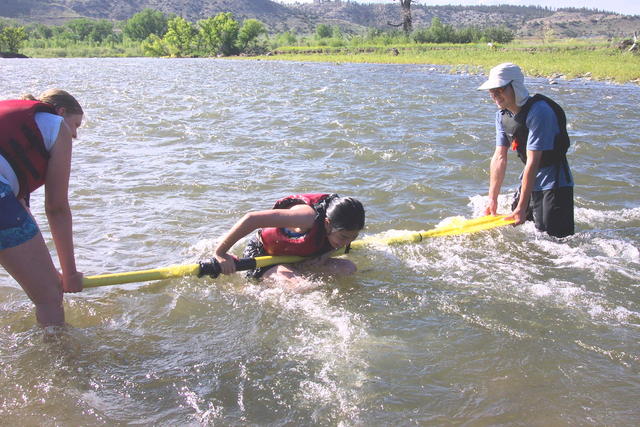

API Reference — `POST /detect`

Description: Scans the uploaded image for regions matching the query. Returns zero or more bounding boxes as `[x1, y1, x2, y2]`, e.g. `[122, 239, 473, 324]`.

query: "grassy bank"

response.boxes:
[260, 40, 640, 84]
[19, 38, 640, 85]
[21, 41, 143, 58]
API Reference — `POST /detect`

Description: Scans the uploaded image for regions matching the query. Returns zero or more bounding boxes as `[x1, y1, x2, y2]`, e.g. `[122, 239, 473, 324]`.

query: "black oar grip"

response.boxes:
[198, 257, 257, 278]
[198, 259, 221, 278]
[235, 257, 257, 272]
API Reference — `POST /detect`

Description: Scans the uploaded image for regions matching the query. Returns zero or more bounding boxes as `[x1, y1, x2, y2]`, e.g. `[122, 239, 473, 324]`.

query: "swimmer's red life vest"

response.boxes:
[0, 100, 57, 199]
[500, 94, 570, 167]
[259, 193, 337, 256]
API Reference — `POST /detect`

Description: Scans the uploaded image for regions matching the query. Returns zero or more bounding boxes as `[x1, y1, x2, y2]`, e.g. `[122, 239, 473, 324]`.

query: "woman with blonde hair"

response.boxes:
[0, 89, 84, 327]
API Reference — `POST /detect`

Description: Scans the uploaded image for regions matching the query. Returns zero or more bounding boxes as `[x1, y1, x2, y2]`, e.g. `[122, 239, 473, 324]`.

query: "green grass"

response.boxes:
[20, 37, 640, 84]
[260, 40, 640, 84]
[22, 40, 143, 58]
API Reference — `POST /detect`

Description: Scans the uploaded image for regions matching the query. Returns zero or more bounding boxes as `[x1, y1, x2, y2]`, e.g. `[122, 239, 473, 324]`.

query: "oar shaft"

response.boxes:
[83, 215, 513, 288]
[83, 255, 312, 288]
[83, 263, 201, 288]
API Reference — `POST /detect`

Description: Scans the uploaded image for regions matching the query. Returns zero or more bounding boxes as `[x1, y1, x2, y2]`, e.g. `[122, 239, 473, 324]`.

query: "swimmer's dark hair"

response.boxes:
[326, 196, 365, 231]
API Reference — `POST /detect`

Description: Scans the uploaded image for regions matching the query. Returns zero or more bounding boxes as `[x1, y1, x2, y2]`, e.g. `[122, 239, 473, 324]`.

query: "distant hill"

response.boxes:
[0, 0, 311, 32]
[1, 0, 639, 38]
[291, 4, 640, 38]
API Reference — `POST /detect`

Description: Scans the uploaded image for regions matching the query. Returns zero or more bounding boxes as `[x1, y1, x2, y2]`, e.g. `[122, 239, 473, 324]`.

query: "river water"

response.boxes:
[0, 58, 638, 425]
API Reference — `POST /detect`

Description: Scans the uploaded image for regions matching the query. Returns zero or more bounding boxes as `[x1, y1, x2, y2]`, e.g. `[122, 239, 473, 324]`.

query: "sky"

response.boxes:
[280, 0, 640, 16]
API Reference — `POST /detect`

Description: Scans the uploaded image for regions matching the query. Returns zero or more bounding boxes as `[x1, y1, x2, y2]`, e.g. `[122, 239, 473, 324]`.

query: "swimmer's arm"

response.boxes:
[215, 206, 316, 255]
[213, 206, 316, 274]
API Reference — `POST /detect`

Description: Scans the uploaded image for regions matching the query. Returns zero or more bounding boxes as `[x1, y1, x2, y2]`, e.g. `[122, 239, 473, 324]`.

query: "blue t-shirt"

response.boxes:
[495, 99, 573, 191]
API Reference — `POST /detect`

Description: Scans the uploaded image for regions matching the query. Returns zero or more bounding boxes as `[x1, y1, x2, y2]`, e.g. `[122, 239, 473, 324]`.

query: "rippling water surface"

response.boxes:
[1, 58, 639, 425]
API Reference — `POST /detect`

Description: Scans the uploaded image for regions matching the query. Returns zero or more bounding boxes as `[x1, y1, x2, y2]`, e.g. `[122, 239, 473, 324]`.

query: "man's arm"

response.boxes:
[507, 150, 542, 225]
[485, 145, 509, 215]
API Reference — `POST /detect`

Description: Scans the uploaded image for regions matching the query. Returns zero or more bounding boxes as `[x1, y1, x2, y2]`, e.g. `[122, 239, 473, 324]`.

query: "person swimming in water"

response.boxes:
[213, 193, 365, 290]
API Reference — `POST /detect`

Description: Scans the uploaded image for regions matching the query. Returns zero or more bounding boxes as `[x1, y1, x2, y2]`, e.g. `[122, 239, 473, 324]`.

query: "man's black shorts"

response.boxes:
[530, 186, 575, 238]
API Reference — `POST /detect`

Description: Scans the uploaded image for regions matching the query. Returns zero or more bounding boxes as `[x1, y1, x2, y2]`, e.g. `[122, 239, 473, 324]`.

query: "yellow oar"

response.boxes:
[83, 263, 201, 288]
[351, 214, 515, 248]
[83, 214, 514, 288]
[83, 255, 307, 288]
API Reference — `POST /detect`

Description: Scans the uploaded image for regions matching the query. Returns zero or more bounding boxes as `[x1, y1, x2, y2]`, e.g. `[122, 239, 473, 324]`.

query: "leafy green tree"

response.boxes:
[198, 13, 239, 56]
[27, 23, 53, 39]
[197, 16, 219, 56]
[275, 31, 297, 47]
[64, 18, 114, 43]
[124, 9, 168, 41]
[213, 12, 239, 56]
[142, 33, 169, 56]
[88, 20, 114, 43]
[316, 23, 332, 39]
[483, 26, 514, 43]
[64, 18, 93, 41]
[103, 33, 122, 46]
[455, 27, 482, 43]
[428, 17, 454, 43]
[0, 26, 27, 53]
[49, 25, 67, 39]
[237, 19, 266, 51]
[164, 16, 196, 57]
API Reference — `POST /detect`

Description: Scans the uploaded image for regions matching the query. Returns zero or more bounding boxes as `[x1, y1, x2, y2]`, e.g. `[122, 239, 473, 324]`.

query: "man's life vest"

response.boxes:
[500, 94, 570, 167]
[259, 193, 336, 257]
[0, 100, 57, 199]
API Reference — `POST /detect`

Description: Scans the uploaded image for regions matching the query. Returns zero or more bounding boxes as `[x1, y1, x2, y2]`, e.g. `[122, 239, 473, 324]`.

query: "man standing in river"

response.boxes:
[478, 62, 575, 238]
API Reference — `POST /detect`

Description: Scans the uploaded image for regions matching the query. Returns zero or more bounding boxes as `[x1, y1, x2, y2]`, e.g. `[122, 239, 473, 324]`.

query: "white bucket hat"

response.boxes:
[478, 62, 530, 107]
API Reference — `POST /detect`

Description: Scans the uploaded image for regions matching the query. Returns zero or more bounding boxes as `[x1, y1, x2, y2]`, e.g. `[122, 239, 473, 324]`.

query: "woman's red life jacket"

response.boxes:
[259, 193, 335, 256]
[0, 100, 57, 199]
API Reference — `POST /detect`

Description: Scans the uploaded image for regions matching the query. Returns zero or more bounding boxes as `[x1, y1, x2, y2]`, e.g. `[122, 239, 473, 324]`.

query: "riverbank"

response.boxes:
[257, 41, 640, 85]
[18, 38, 640, 85]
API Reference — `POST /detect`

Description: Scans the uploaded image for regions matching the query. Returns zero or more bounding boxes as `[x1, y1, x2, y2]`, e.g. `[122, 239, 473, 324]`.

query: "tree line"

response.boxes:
[0, 9, 267, 57]
[412, 18, 513, 44]
[312, 18, 513, 46]
[0, 9, 514, 57]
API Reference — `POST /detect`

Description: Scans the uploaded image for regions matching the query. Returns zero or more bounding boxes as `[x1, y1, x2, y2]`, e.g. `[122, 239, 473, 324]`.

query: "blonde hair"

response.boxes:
[21, 89, 83, 115]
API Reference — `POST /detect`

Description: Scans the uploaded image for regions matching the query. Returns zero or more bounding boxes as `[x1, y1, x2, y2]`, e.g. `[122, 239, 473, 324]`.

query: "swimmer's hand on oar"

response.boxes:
[213, 253, 239, 275]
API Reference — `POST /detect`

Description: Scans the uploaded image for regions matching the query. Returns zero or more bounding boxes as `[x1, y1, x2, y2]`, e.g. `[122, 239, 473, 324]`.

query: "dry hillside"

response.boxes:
[0, 0, 638, 38]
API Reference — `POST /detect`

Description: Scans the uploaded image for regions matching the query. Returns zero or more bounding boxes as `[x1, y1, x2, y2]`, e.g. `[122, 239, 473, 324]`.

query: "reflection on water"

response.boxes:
[0, 58, 639, 425]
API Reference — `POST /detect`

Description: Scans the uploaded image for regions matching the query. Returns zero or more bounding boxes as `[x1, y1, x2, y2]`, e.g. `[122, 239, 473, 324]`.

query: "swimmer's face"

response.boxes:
[325, 220, 360, 249]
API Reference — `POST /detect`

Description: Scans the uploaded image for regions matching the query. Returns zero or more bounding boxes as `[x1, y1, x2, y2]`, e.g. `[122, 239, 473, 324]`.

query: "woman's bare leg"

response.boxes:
[0, 233, 64, 326]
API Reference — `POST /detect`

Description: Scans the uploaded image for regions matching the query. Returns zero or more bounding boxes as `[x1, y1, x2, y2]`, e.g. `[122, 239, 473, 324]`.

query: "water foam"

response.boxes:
[576, 206, 640, 226]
